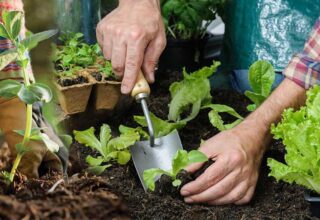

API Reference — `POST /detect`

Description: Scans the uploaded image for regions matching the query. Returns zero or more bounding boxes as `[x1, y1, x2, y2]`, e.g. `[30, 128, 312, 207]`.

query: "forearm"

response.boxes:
[235, 78, 306, 155]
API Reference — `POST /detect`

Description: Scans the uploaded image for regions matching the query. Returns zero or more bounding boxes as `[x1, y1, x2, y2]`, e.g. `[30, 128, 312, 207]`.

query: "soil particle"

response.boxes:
[58, 75, 88, 87]
[91, 72, 103, 82]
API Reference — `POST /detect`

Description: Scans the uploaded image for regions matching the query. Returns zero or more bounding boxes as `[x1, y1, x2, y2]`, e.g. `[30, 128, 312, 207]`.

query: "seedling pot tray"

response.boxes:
[55, 81, 93, 115]
[93, 80, 121, 111]
[305, 191, 320, 217]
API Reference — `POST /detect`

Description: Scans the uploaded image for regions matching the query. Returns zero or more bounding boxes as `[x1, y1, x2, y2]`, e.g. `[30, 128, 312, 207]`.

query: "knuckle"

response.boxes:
[113, 65, 125, 73]
[129, 26, 144, 40]
[156, 39, 167, 50]
[126, 60, 138, 71]
[229, 150, 245, 166]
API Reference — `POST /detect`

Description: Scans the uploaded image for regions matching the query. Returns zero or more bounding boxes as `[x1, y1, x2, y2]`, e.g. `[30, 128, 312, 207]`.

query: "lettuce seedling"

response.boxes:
[244, 60, 275, 111]
[134, 112, 186, 138]
[74, 124, 141, 175]
[202, 104, 243, 131]
[143, 149, 208, 191]
[168, 61, 220, 122]
[267, 86, 320, 194]
[0, 11, 58, 182]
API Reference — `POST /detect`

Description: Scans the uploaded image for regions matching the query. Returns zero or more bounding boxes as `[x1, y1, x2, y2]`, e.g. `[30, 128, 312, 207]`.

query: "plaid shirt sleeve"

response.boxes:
[283, 18, 320, 89]
[0, 0, 33, 81]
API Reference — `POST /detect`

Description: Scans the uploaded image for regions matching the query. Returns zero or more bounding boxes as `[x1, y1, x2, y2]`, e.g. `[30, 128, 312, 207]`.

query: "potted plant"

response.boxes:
[159, 0, 224, 72]
[267, 86, 320, 217]
[53, 32, 122, 114]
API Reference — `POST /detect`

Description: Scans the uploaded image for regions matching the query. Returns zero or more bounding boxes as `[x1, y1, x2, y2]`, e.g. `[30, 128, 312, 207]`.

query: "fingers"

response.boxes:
[234, 186, 255, 205]
[184, 161, 205, 173]
[183, 169, 239, 203]
[142, 31, 166, 83]
[180, 157, 231, 197]
[121, 39, 147, 94]
[207, 182, 253, 205]
[111, 40, 127, 78]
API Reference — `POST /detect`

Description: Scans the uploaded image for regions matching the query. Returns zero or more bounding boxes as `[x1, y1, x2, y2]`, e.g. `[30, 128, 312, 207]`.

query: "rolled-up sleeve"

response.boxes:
[283, 18, 320, 89]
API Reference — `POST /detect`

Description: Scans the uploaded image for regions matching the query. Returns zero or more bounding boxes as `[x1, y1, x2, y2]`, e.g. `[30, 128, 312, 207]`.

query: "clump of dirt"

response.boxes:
[58, 75, 88, 87]
[91, 72, 103, 82]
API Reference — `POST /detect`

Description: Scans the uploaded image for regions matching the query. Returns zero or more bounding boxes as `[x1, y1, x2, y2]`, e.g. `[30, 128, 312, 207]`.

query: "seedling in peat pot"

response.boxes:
[0, 11, 58, 183]
[143, 150, 208, 191]
[244, 60, 275, 111]
[74, 124, 144, 175]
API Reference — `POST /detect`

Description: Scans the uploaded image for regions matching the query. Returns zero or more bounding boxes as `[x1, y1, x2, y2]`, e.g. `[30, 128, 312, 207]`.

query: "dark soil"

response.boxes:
[91, 72, 103, 82]
[0, 70, 316, 219]
[58, 75, 88, 87]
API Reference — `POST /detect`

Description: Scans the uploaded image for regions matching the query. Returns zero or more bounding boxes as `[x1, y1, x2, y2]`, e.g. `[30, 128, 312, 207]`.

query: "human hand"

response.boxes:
[96, 0, 166, 94]
[180, 124, 268, 205]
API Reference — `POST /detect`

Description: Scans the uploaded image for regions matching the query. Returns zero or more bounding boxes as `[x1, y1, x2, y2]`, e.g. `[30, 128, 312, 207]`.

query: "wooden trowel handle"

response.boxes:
[131, 71, 151, 98]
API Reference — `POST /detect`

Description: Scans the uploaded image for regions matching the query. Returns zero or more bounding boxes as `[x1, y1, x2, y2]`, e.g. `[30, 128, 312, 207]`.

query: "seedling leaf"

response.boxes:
[143, 168, 171, 191]
[0, 79, 21, 98]
[17, 83, 53, 104]
[21, 29, 58, 50]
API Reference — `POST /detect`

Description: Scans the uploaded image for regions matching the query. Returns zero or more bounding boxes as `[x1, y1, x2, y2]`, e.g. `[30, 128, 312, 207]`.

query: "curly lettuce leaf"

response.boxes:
[202, 104, 243, 131]
[267, 86, 320, 194]
[134, 112, 186, 138]
[168, 61, 220, 122]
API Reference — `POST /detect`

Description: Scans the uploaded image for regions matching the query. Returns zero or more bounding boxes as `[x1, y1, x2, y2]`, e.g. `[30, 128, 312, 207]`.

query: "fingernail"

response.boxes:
[181, 189, 190, 196]
[184, 197, 193, 203]
[121, 84, 130, 94]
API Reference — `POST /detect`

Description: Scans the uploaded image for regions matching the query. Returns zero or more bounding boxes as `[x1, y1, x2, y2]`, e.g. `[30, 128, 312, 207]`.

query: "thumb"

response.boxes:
[185, 161, 205, 173]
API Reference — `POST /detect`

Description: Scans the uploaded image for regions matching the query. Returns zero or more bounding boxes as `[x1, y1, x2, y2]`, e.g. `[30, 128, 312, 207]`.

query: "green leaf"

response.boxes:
[38, 133, 60, 152]
[248, 60, 275, 96]
[86, 155, 104, 166]
[17, 83, 52, 104]
[168, 62, 220, 122]
[100, 124, 112, 148]
[15, 143, 29, 155]
[74, 127, 104, 156]
[0, 79, 21, 98]
[0, 23, 9, 39]
[172, 179, 182, 187]
[86, 165, 111, 175]
[172, 150, 189, 176]
[106, 132, 139, 151]
[267, 85, 320, 194]
[188, 150, 208, 164]
[143, 168, 171, 191]
[21, 29, 58, 50]
[134, 112, 186, 138]
[0, 49, 18, 71]
[2, 11, 23, 40]
[117, 150, 131, 165]
[10, 11, 22, 40]
[244, 91, 266, 111]
[203, 104, 243, 131]
[119, 125, 149, 140]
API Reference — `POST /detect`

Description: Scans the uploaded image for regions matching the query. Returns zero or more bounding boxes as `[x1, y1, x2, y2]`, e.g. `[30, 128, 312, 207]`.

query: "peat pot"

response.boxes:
[93, 80, 121, 111]
[55, 76, 93, 115]
[305, 191, 320, 217]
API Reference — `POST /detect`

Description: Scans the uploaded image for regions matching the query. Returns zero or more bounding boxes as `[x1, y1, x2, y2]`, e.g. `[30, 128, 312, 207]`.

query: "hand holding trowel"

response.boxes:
[130, 71, 183, 191]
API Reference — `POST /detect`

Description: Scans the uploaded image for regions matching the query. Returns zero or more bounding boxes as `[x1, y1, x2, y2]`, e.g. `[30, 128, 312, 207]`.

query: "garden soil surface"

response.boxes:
[0, 71, 316, 219]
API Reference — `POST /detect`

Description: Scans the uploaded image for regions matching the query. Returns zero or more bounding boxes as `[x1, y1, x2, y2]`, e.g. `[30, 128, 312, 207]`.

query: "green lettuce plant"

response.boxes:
[143, 149, 208, 191]
[244, 60, 275, 111]
[202, 104, 243, 131]
[0, 11, 58, 182]
[74, 124, 141, 175]
[168, 61, 220, 122]
[267, 86, 320, 194]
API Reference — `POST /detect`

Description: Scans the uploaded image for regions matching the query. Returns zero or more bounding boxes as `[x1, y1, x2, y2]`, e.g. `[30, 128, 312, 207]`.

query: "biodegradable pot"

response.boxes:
[93, 80, 121, 110]
[55, 79, 93, 115]
[305, 191, 320, 217]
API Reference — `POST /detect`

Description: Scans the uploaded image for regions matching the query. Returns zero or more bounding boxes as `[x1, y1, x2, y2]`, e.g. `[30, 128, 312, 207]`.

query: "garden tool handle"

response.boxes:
[131, 71, 151, 98]
[131, 71, 155, 147]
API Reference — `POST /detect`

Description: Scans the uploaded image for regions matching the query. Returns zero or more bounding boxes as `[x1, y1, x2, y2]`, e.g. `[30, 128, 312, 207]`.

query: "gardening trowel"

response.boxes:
[130, 71, 183, 191]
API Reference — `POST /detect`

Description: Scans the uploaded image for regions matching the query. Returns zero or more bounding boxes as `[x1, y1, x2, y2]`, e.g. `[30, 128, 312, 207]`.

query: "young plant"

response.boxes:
[161, 0, 225, 39]
[53, 32, 102, 71]
[244, 60, 275, 111]
[143, 149, 208, 191]
[202, 104, 243, 131]
[73, 124, 141, 175]
[168, 61, 220, 122]
[0, 11, 58, 182]
[134, 112, 186, 138]
[267, 86, 320, 194]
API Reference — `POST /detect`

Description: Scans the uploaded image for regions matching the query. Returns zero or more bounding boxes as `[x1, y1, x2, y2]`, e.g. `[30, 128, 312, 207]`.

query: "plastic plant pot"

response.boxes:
[158, 36, 198, 73]
[305, 191, 320, 217]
